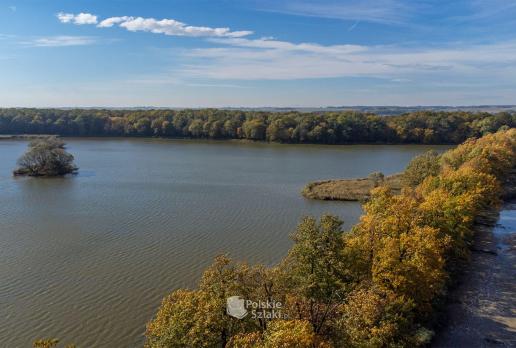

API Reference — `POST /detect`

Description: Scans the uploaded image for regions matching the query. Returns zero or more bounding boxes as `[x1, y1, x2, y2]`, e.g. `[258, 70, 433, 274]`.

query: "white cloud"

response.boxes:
[25, 36, 96, 47]
[57, 12, 98, 25]
[104, 16, 252, 37]
[97, 16, 131, 28]
[59, 12, 252, 38]
[57, 12, 74, 23]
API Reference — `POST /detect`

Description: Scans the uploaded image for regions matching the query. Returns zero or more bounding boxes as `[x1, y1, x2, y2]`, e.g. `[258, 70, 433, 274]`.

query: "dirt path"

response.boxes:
[432, 201, 516, 347]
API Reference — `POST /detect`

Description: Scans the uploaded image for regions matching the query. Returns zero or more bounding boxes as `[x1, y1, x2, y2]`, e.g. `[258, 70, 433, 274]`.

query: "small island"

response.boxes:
[13, 136, 78, 177]
[302, 150, 442, 201]
[302, 172, 403, 201]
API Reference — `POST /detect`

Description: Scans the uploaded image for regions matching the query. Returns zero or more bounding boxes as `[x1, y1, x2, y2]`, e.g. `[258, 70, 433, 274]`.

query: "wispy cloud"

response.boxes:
[24, 36, 96, 47]
[255, 0, 516, 28]
[179, 37, 516, 81]
[459, 0, 516, 21]
[184, 82, 248, 88]
[0, 33, 15, 40]
[256, 0, 417, 24]
[9, 5, 16, 12]
[57, 12, 98, 25]
[58, 12, 253, 38]
[208, 37, 365, 54]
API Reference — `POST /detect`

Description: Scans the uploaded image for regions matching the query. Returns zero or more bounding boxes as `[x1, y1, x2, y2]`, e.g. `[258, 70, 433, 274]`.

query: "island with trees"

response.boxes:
[13, 136, 78, 177]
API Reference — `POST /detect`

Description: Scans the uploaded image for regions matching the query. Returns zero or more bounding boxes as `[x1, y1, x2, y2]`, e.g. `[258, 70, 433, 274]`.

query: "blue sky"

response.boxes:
[1, 0, 516, 107]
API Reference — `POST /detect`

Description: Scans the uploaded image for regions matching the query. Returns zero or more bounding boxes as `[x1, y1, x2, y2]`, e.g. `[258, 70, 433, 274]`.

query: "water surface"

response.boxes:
[0, 138, 450, 347]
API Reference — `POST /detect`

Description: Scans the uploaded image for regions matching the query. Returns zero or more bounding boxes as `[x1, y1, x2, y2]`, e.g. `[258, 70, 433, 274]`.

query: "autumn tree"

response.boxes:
[146, 256, 280, 347]
[228, 320, 330, 348]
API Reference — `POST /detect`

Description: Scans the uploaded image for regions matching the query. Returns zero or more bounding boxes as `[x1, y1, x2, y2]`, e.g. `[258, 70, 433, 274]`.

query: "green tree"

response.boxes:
[13, 137, 78, 176]
[279, 215, 349, 335]
[242, 119, 266, 140]
[402, 150, 441, 187]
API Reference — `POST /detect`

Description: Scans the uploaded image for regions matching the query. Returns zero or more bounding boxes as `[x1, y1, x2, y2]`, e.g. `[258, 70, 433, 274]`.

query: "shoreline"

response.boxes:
[432, 198, 516, 346]
[0, 133, 461, 146]
[0, 134, 55, 140]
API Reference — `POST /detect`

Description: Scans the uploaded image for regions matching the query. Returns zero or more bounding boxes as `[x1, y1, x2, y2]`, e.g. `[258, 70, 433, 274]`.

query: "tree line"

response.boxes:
[142, 129, 516, 347]
[1, 108, 514, 144]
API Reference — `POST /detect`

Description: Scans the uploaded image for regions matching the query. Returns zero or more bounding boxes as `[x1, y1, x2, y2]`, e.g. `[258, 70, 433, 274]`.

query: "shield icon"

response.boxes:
[226, 296, 248, 319]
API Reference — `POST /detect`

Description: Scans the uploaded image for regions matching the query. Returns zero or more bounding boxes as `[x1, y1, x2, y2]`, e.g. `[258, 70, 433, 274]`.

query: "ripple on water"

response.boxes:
[0, 139, 451, 347]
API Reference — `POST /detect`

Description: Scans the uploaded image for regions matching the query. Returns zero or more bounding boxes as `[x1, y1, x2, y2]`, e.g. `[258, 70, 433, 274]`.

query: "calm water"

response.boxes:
[0, 138, 450, 347]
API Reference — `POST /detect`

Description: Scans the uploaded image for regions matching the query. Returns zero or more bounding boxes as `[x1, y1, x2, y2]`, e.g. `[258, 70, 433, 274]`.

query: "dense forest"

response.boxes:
[142, 129, 515, 347]
[1, 108, 514, 144]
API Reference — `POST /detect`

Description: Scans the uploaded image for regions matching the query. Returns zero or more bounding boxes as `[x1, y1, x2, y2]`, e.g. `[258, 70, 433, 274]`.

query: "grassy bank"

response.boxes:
[0, 134, 55, 140]
[302, 173, 403, 201]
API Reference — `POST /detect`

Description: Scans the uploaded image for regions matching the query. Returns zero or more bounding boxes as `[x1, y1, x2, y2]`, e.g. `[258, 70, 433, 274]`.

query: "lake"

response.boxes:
[0, 139, 451, 347]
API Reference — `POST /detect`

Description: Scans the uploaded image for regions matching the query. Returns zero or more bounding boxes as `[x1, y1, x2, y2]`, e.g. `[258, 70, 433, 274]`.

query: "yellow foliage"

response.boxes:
[33, 339, 76, 348]
[227, 332, 263, 347]
[264, 320, 325, 348]
[33, 339, 60, 348]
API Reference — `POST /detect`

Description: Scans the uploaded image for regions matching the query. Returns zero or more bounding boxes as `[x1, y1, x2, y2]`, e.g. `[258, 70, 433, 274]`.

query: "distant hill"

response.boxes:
[46, 105, 516, 116]
[223, 105, 516, 115]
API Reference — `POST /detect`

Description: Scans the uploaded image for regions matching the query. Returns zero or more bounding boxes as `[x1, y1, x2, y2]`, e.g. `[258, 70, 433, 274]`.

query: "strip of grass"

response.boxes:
[302, 173, 403, 201]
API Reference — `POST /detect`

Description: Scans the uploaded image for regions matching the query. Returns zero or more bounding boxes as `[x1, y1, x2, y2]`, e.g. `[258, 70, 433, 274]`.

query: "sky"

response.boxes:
[1, 0, 516, 107]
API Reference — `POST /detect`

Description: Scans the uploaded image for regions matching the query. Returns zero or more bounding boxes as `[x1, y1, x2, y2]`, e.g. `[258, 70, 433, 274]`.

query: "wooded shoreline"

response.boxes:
[1, 108, 514, 145]
[432, 169, 516, 347]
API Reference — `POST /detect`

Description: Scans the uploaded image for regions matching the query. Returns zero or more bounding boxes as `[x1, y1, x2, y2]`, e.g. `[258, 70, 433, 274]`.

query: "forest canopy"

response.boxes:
[0, 108, 514, 144]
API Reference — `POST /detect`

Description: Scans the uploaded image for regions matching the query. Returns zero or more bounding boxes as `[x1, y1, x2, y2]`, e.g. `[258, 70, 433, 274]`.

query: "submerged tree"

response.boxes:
[33, 338, 76, 348]
[13, 137, 78, 177]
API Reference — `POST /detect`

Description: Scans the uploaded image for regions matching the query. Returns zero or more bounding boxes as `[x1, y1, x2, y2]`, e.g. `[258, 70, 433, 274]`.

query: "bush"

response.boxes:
[13, 137, 78, 176]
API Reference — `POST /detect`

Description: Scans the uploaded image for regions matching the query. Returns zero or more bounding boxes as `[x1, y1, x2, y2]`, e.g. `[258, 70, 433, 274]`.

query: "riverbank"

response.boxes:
[432, 169, 516, 347]
[0, 134, 55, 140]
[301, 173, 403, 201]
